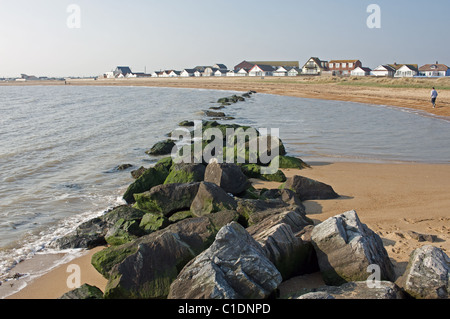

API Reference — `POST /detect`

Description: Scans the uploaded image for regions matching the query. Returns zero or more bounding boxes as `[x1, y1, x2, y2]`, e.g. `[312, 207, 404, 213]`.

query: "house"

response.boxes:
[419, 63, 450, 77]
[370, 65, 396, 77]
[301, 57, 329, 75]
[351, 67, 372, 76]
[203, 67, 218, 77]
[214, 69, 228, 77]
[234, 60, 299, 71]
[180, 69, 196, 77]
[226, 70, 236, 77]
[114, 66, 132, 77]
[236, 68, 250, 77]
[273, 66, 288, 77]
[287, 67, 301, 77]
[393, 64, 419, 77]
[328, 60, 362, 76]
[248, 64, 274, 77]
[213, 64, 228, 70]
[194, 70, 202, 77]
[168, 70, 181, 77]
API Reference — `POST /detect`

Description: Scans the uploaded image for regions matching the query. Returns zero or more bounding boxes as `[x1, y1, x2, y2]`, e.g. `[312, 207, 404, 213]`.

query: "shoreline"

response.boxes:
[1, 81, 449, 299]
[1, 77, 450, 118]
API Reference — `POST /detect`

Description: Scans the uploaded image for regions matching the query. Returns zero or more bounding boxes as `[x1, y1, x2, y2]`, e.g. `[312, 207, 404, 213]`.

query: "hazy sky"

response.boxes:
[0, 0, 449, 77]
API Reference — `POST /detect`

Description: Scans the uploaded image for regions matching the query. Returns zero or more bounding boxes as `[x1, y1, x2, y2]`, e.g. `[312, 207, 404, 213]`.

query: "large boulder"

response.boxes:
[146, 140, 176, 156]
[168, 222, 282, 299]
[311, 210, 395, 286]
[59, 284, 104, 299]
[190, 182, 238, 217]
[275, 155, 310, 170]
[133, 182, 200, 217]
[402, 245, 449, 299]
[296, 281, 404, 299]
[204, 162, 249, 195]
[282, 175, 339, 200]
[164, 163, 206, 184]
[95, 211, 240, 299]
[122, 159, 171, 204]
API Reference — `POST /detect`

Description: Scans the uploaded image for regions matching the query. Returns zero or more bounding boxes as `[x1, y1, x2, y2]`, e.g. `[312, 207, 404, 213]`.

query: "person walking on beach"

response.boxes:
[431, 87, 438, 108]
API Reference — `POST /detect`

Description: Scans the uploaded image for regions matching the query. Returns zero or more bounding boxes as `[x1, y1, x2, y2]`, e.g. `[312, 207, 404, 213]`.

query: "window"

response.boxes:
[329, 63, 334, 68]
[349, 63, 353, 68]
[342, 63, 347, 68]
[335, 63, 340, 68]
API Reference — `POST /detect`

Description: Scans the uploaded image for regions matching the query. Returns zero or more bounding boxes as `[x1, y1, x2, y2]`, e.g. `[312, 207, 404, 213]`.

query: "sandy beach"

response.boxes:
[2, 78, 449, 299]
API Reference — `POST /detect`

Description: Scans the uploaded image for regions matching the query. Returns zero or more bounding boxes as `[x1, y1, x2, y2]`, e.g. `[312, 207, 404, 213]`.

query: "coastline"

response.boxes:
[1, 80, 449, 299]
[2, 77, 449, 118]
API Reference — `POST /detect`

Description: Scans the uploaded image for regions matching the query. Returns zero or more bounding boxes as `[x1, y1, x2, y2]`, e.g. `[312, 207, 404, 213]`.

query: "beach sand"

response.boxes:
[6, 162, 449, 299]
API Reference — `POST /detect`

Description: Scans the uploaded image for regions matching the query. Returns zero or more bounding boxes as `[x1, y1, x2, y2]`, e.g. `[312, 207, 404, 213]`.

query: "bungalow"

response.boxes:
[226, 70, 236, 77]
[213, 64, 228, 70]
[248, 64, 274, 77]
[180, 69, 196, 77]
[194, 70, 202, 77]
[394, 64, 419, 77]
[351, 67, 372, 77]
[202, 67, 218, 77]
[234, 60, 299, 72]
[328, 60, 362, 76]
[273, 66, 288, 77]
[301, 57, 329, 75]
[287, 67, 301, 77]
[168, 70, 181, 77]
[419, 63, 450, 77]
[236, 68, 250, 77]
[214, 69, 228, 77]
[114, 66, 133, 77]
[370, 65, 396, 77]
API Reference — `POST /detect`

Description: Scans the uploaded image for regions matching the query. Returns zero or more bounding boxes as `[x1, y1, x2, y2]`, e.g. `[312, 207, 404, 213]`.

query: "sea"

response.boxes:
[0, 85, 449, 297]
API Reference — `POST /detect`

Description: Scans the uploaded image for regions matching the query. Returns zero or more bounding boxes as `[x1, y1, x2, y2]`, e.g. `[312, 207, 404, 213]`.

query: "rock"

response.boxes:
[296, 281, 404, 299]
[407, 230, 438, 243]
[55, 205, 147, 249]
[58, 284, 104, 299]
[178, 120, 195, 127]
[146, 140, 176, 156]
[248, 221, 315, 280]
[164, 163, 205, 184]
[139, 212, 170, 234]
[130, 166, 147, 179]
[311, 210, 395, 286]
[274, 155, 310, 169]
[122, 159, 171, 204]
[240, 164, 286, 182]
[133, 182, 200, 217]
[204, 162, 249, 195]
[190, 182, 238, 217]
[260, 189, 305, 210]
[403, 245, 449, 299]
[95, 212, 240, 299]
[116, 164, 132, 171]
[168, 210, 193, 223]
[282, 175, 339, 200]
[167, 222, 282, 299]
[205, 110, 226, 118]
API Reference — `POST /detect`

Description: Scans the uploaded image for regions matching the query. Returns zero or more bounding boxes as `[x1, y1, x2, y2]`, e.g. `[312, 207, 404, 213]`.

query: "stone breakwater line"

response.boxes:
[7, 90, 450, 300]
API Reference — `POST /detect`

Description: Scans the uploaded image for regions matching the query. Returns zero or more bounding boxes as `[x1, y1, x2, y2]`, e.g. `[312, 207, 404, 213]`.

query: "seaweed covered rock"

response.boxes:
[240, 164, 286, 182]
[146, 140, 176, 156]
[168, 222, 282, 299]
[164, 163, 206, 185]
[133, 182, 200, 217]
[59, 284, 104, 299]
[402, 245, 449, 299]
[275, 155, 310, 170]
[93, 212, 240, 299]
[122, 158, 172, 204]
[311, 210, 395, 286]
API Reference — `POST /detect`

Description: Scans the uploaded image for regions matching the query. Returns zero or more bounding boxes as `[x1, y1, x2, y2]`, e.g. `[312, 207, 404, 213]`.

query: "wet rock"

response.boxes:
[282, 175, 339, 200]
[59, 284, 104, 299]
[146, 140, 176, 156]
[204, 162, 249, 195]
[164, 163, 206, 184]
[190, 182, 238, 217]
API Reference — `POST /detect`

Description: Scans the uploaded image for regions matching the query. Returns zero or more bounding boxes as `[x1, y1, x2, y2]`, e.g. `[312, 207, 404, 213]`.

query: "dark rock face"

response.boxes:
[190, 182, 238, 217]
[311, 210, 396, 286]
[164, 163, 206, 184]
[204, 162, 249, 195]
[168, 222, 282, 299]
[282, 175, 339, 200]
[59, 284, 104, 299]
[146, 140, 176, 156]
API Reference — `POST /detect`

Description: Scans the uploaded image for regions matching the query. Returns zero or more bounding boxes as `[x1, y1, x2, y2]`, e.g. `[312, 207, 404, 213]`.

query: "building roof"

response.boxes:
[249, 61, 299, 68]
[251, 64, 275, 72]
[388, 63, 418, 71]
[115, 66, 132, 75]
[213, 64, 228, 70]
[419, 64, 449, 72]
[373, 64, 396, 72]
[353, 67, 372, 72]
[303, 57, 328, 70]
[329, 59, 360, 63]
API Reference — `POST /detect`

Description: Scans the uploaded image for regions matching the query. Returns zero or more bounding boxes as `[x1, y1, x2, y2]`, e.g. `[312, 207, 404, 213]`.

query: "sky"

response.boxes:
[0, 0, 449, 77]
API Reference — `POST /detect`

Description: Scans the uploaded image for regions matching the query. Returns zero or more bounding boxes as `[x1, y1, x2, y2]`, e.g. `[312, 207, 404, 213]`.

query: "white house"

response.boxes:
[104, 71, 115, 79]
[248, 64, 274, 77]
[180, 69, 196, 77]
[236, 68, 249, 77]
[370, 65, 396, 77]
[273, 66, 288, 77]
[168, 71, 181, 77]
[202, 67, 218, 77]
[419, 63, 450, 77]
[287, 67, 301, 77]
[214, 69, 228, 77]
[302, 57, 329, 75]
[394, 64, 419, 77]
[226, 70, 236, 77]
[351, 67, 372, 76]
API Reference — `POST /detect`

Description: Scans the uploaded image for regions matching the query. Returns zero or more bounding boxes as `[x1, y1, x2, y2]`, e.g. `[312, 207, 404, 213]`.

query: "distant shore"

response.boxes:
[2, 76, 450, 118]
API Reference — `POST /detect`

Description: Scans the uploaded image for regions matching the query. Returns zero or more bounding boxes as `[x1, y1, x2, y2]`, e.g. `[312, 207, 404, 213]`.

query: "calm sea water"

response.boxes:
[0, 85, 449, 280]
